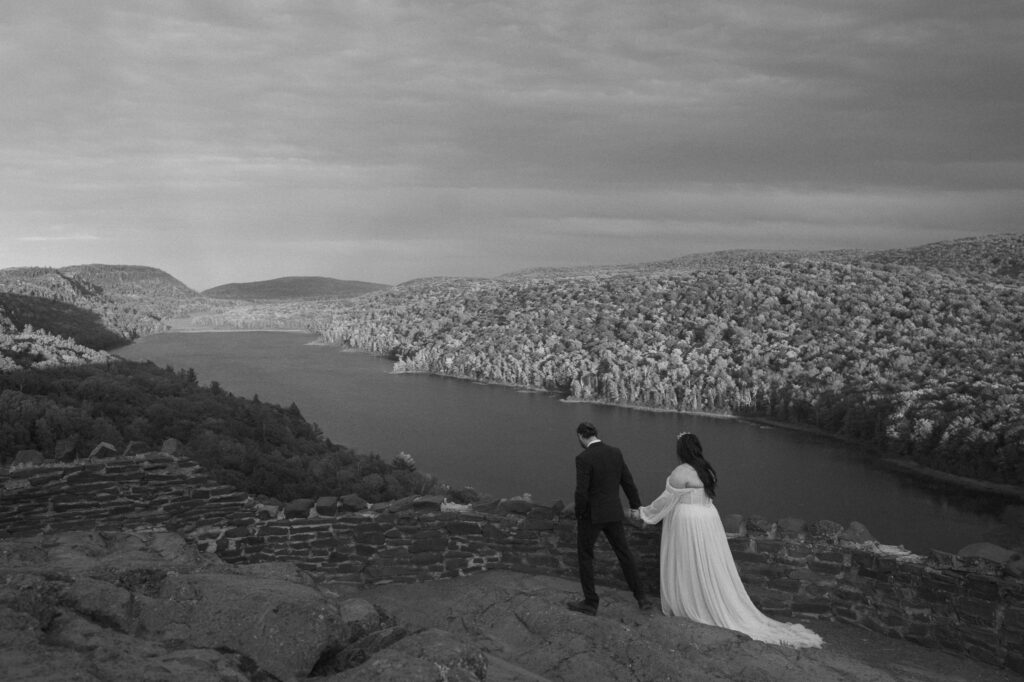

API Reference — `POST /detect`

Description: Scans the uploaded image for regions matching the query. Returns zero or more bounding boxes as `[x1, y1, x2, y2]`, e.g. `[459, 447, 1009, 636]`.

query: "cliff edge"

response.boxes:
[2, 530, 1019, 682]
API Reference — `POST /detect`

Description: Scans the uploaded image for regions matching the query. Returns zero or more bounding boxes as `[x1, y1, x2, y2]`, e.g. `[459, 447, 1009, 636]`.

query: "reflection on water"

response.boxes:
[116, 331, 1020, 555]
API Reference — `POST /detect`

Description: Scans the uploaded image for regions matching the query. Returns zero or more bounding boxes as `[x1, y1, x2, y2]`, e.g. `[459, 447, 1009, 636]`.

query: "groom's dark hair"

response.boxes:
[576, 422, 598, 438]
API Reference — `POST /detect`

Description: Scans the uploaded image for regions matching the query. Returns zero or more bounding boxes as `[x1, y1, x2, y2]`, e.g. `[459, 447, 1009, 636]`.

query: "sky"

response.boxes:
[1, 1, 1022, 290]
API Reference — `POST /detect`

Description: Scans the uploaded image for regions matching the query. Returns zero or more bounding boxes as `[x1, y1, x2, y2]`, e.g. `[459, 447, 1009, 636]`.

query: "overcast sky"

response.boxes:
[2, 1, 1022, 290]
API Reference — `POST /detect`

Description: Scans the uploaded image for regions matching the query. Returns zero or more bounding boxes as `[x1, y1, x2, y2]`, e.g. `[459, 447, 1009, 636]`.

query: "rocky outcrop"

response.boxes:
[5, 530, 1019, 682]
[0, 530, 486, 681]
[4, 453, 1024, 675]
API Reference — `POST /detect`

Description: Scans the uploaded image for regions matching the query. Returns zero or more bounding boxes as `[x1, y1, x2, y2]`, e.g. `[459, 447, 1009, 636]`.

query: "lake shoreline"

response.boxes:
[394, 366, 1024, 505]
[115, 330, 1014, 553]
[137, 329, 1024, 509]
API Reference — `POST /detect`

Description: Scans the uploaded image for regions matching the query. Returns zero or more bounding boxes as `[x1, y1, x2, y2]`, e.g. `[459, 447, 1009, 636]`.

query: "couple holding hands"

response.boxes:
[569, 422, 822, 649]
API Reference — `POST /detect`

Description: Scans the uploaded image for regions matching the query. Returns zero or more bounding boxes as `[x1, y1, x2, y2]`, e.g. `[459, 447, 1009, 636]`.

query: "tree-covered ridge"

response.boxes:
[0, 361, 442, 503]
[0, 264, 234, 339]
[857, 233, 1024, 281]
[304, 238, 1024, 486]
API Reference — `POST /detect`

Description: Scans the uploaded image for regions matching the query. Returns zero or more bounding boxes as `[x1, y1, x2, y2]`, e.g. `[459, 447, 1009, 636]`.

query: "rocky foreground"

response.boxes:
[1, 530, 1019, 682]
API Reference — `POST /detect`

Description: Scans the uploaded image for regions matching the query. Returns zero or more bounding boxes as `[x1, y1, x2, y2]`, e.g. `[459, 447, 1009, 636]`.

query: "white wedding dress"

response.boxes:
[639, 465, 823, 648]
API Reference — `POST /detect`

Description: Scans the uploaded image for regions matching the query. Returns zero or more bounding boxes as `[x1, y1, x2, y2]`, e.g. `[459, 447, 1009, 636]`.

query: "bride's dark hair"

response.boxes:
[676, 433, 718, 498]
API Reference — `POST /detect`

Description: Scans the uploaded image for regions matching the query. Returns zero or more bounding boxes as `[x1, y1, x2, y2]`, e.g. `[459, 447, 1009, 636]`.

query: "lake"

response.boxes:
[115, 331, 1018, 554]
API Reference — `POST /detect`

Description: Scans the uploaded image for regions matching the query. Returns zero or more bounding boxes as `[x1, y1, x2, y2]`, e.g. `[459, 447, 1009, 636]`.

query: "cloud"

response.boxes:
[0, 0, 1021, 286]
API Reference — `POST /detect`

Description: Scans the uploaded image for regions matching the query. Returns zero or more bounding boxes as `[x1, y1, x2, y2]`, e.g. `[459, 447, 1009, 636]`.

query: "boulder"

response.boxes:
[316, 495, 339, 515]
[12, 449, 44, 466]
[340, 493, 369, 511]
[841, 521, 875, 544]
[449, 487, 481, 505]
[807, 519, 845, 541]
[284, 498, 315, 518]
[958, 542, 1019, 565]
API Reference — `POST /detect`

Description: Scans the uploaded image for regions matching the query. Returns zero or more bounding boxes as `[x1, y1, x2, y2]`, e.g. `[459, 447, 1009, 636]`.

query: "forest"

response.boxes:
[0, 266, 446, 502]
[0, 361, 443, 503]
[2, 234, 1023, 492]
[197, 235, 1024, 487]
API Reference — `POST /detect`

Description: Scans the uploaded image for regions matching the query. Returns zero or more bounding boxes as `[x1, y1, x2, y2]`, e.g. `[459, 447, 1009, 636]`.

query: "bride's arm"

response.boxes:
[639, 488, 677, 525]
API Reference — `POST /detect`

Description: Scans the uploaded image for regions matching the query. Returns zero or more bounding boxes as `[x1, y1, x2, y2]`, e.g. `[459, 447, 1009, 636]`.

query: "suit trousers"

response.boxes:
[576, 518, 644, 606]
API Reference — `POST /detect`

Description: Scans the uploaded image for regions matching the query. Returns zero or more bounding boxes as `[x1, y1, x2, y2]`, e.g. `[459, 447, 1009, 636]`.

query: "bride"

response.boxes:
[638, 432, 823, 648]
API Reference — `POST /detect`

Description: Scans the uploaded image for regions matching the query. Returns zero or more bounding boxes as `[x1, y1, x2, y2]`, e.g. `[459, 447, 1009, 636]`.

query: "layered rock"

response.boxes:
[0, 530, 489, 681]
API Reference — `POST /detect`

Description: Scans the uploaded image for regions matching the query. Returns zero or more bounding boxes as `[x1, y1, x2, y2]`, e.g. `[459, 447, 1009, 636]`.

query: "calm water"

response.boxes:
[116, 331, 1017, 554]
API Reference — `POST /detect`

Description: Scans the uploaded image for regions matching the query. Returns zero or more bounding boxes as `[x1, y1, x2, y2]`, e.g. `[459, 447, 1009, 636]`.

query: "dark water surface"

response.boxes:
[116, 331, 1017, 554]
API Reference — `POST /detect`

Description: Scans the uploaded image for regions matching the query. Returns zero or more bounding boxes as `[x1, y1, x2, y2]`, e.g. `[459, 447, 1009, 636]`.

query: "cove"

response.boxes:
[115, 331, 1017, 554]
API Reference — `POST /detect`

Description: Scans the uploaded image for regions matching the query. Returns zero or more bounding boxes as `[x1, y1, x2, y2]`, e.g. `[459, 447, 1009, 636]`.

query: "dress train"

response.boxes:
[640, 477, 822, 648]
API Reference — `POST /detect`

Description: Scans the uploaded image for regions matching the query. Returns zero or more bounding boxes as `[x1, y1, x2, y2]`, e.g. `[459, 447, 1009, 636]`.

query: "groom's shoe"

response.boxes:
[566, 600, 597, 616]
[637, 598, 654, 611]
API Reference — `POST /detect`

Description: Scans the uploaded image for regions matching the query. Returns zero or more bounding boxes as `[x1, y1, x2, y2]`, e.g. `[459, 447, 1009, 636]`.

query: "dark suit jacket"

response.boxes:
[574, 441, 642, 523]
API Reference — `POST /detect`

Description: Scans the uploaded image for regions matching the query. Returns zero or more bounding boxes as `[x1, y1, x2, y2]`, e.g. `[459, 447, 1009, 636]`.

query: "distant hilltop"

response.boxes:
[0, 263, 222, 345]
[0, 264, 200, 302]
[202, 276, 390, 301]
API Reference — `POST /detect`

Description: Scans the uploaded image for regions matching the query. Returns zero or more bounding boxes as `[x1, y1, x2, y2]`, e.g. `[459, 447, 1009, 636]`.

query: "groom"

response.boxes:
[568, 422, 652, 616]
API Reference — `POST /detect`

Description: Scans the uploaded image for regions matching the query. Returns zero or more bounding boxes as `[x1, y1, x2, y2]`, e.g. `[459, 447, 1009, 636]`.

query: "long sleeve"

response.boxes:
[639, 487, 680, 525]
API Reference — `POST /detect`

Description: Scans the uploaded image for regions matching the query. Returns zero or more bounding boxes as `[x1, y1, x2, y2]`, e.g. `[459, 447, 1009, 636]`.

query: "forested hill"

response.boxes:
[0, 264, 235, 343]
[203, 276, 389, 300]
[855, 233, 1024, 281]
[301, 234, 1024, 487]
[3, 235, 1022, 492]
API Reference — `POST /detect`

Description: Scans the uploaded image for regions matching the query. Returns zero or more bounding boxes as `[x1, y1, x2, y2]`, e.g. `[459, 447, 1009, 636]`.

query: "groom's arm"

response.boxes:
[574, 457, 591, 519]
[619, 455, 642, 510]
